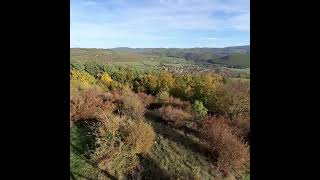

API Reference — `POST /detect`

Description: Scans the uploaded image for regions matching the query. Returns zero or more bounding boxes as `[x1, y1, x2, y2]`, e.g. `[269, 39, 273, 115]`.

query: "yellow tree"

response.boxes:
[100, 73, 113, 84]
[159, 72, 175, 91]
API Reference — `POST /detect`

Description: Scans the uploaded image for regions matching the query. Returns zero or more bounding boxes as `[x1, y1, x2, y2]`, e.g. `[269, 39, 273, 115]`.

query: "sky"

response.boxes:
[71, 0, 250, 48]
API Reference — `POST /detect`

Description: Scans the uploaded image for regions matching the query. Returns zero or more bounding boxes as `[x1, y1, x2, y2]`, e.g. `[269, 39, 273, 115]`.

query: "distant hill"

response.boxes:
[71, 45, 250, 68]
[112, 45, 250, 68]
[70, 48, 148, 62]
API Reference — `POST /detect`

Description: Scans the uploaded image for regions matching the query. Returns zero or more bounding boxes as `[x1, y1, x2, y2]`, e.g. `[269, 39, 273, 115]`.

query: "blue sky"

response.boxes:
[71, 0, 250, 48]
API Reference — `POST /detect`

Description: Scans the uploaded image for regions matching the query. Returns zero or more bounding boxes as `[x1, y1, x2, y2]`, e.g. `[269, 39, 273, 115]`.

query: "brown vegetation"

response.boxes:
[216, 80, 250, 140]
[136, 92, 155, 108]
[158, 106, 192, 127]
[201, 116, 249, 176]
[70, 88, 115, 123]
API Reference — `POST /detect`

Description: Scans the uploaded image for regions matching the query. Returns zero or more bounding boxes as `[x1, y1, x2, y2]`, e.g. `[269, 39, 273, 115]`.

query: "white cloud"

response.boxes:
[71, 0, 249, 47]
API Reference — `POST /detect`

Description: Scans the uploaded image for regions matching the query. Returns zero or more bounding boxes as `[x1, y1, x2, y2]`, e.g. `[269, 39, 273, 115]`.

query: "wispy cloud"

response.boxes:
[206, 37, 219, 40]
[71, 0, 250, 48]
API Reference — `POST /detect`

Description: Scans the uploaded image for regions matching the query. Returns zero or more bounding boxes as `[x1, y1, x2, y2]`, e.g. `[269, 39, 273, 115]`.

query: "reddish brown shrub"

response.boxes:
[216, 80, 250, 121]
[70, 88, 115, 123]
[164, 96, 192, 112]
[230, 115, 250, 142]
[158, 106, 192, 127]
[201, 116, 249, 176]
[215, 80, 250, 142]
[110, 89, 146, 120]
[136, 92, 155, 108]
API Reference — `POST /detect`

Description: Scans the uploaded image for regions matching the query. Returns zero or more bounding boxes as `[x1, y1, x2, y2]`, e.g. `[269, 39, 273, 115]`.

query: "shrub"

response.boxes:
[70, 80, 91, 97]
[90, 114, 123, 167]
[191, 73, 224, 113]
[90, 114, 155, 178]
[70, 61, 85, 71]
[216, 80, 250, 140]
[84, 61, 105, 77]
[158, 106, 192, 127]
[165, 96, 192, 112]
[156, 90, 170, 102]
[158, 72, 175, 91]
[70, 88, 115, 123]
[231, 115, 250, 142]
[141, 74, 159, 95]
[216, 80, 250, 121]
[99, 72, 113, 84]
[70, 70, 96, 85]
[90, 115, 135, 176]
[113, 90, 146, 120]
[201, 116, 249, 176]
[107, 149, 140, 177]
[193, 100, 208, 118]
[125, 119, 155, 154]
[136, 92, 155, 108]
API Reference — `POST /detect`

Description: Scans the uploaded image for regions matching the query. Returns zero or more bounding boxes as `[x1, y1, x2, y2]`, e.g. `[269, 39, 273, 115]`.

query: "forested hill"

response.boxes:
[71, 45, 250, 68]
[112, 45, 250, 68]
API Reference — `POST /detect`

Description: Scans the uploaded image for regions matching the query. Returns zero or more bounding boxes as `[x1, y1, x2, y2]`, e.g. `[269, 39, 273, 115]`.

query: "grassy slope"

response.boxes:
[142, 110, 219, 179]
[71, 110, 250, 180]
[70, 48, 148, 63]
[71, 110, 223, 179]
[214, 53, 250, 67]
[226, 53, 250, 67]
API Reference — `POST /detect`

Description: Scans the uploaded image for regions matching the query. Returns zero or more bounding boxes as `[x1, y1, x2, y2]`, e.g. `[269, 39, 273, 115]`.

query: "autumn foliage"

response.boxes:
[201, 116, 249, 176]
[70, 62, 250, 178]
[158, 106, 192, 127]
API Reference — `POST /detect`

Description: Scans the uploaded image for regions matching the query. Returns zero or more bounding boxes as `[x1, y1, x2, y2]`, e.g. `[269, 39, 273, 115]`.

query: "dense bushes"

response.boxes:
[113, 90, 146, 120]
[70, 62, 250, 178]
[90, 114, 155, 177]
[71, 70, 96, 85]
[156, 90, 170, 102]
[193, 100, 208, 118]
[216, 80, 250, 139]
[99, 72, 113, 84]
[158, 106, 192, 127]
[201, 116, 249, 176]
[125, 119, 156, 154]
[70, 86, 155, 178]
[84, 61, 105, 78]
[70, 88, 115, 123]
[136, 92, 155, 108]
[70, 61, 85, 71]
[216, 80, 250, 121]
[191, 73, 223, 113]
[161, 96, 192, 112]
[71, 62, 227, 115]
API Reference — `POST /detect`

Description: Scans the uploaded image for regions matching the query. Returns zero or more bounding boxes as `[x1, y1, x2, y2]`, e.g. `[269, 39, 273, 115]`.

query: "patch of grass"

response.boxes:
[70, 123, 117, 180]
[143, 110, 219, 179]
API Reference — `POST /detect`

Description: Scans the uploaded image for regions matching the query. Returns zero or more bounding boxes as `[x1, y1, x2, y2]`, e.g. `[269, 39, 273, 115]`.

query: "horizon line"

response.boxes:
[70, 44, 250, 49]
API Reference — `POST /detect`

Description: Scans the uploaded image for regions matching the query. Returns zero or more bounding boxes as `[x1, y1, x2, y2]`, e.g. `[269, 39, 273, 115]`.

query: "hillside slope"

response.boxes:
[70, 48, 148, 62]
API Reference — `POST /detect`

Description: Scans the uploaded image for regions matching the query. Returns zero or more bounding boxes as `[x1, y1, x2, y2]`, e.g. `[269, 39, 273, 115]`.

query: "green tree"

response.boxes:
[193, 100, 208, 118]
[84, 61, 104, 77]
